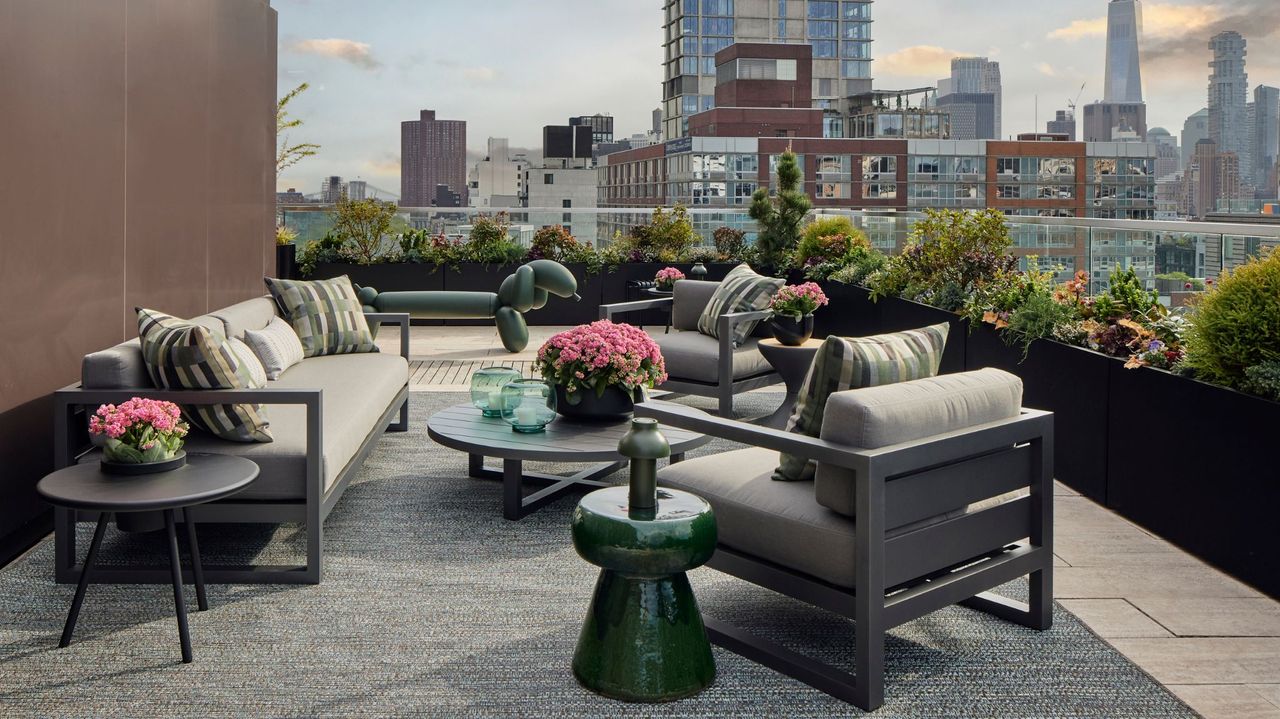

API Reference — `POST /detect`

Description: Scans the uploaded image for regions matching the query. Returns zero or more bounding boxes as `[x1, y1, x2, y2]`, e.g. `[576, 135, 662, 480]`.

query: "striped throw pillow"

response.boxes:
[136, 308, 273, 443]
[773, 322, 949, 481]
[696, 263, 785, 346]
[244, 316, 305, 380]
[265, 276, 377, 358]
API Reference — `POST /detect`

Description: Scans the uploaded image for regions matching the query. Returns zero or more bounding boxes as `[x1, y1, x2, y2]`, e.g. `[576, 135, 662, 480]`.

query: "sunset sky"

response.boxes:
[274, 0, 1280, 195]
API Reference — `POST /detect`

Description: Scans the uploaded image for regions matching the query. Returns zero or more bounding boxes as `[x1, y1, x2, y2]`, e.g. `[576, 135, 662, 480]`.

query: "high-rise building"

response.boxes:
[345, 180, 367, 201]
[320, 175, 344, 203]
[1189, 137, 1246, 218]
[1082, 102, 1146, 142]
[570, 114, 615, 145]
[660, 0, 873, 139]
[1207, 32, 1248, 181]
[1252, 85, 1279, 193]
[400, 109, 468, 207]
[1181, 108, 1209, 169]
[1148, 127, 1180, 177]
[937, 93, 996, 140]
[652, 107, 662, 137]
[468, 137, 524, 208]
[942, 57, 1001, 139]
[1047, 109, 1076, 141]
[1104, 0, 1143, 104]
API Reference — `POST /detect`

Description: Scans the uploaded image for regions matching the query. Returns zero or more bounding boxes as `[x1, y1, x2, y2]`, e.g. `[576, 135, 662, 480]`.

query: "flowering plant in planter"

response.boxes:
[769, 282, 829, 319]
[88, 398, 188, 464]
[654, 267, 685, 290]
[535, 320, 667, 398]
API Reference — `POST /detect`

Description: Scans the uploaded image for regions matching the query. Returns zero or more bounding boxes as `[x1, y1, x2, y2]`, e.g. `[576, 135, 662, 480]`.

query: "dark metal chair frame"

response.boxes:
[49, 313, 412, 586]
[600, 297, 781, 417]
[636, 401, 1054, 711]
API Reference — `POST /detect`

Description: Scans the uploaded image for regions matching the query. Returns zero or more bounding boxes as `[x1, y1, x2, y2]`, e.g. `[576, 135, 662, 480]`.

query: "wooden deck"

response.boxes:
[410, 360, 539, 389]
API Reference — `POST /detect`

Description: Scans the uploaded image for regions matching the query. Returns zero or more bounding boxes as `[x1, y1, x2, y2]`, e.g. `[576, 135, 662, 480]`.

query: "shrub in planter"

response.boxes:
[826, 246, 887, 286]
[1180, 249, 1280, 395]
[464, 212, 526, 265]
[616, 205, 699, 262]
[794, 216, 871, 280]
[1241, 361, 1280, 402]
[712, 225, 748, 262]
[748, 150, 810, 270]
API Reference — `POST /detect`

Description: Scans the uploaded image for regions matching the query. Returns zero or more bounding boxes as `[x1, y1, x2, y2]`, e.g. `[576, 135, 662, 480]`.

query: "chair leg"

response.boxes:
[853, 620, 885, 711]
[1028, 568, 1053, 630]
[717, 385, 734, 418]
[389, 396, 409, 432]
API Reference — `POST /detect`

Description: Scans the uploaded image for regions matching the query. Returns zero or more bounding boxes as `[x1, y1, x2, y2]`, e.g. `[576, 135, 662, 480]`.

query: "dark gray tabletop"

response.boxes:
[37, 453, 259, 512]
[427, 401, 710, 462]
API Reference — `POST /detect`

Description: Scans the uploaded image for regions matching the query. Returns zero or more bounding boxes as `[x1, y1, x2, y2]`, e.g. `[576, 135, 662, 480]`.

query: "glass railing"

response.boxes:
[279, 204, 1280, 296]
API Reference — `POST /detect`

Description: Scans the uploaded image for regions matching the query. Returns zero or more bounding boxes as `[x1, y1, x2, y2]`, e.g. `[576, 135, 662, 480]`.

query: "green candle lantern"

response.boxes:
[470, 367, 523, 417]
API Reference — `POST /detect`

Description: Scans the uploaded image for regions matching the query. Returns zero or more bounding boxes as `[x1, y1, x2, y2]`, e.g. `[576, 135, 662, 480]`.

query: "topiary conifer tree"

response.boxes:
[748, 149, 811, 272]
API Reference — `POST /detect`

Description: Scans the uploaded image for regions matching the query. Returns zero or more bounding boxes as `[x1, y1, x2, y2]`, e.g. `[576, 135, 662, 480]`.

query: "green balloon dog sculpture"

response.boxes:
[354, 259, 580, 353]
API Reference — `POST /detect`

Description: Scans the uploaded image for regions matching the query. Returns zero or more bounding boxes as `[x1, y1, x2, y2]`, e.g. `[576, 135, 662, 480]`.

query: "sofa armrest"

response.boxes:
[364, 312, 410, 361]
[599, 297, 673, 320]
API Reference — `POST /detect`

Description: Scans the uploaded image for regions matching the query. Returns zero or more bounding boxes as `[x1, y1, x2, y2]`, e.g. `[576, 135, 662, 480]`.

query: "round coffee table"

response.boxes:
[756, 337, 824, 428]
[37, 453, 259, 663]
[427, 400, 710, 520]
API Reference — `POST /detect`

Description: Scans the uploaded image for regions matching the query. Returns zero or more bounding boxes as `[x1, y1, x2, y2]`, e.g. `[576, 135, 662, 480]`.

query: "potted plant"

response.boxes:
[89, 398, 189, 475]
[653, 267, 685, 293]
[534, 320, 667, 420]
[275, 225, 298, 279]
[767, 282, 829, 346]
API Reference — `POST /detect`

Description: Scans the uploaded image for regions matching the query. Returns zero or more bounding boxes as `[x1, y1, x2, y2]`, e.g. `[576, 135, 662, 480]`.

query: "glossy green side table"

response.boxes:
[570, 484, 717, 702]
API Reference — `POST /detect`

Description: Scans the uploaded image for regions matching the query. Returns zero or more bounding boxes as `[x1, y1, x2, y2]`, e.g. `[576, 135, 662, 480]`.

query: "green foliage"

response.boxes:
[1240, 361, 1280, 402]
[798, 215, 863, 252]
[624, 205, 699, 262]
[462, 212, 526, 264]
[276, 83, 320, 177]
[330, 195, 401, 265]
[275, 225, 298, 246]
[297, 232, 346, 276]
[827, 245, 888, 286]
[1093, 266, 1161, 320]
[793, 215, 871, 279]
[1182, 249, 1280, 391]
[1155, 271, 1205, 290]
[396, 228, 438, 263]
[748, 151, 811, 270]
[869, 209, 1016, 310]
[712, 226, 748, 261]
[1003, 290, 1077, 359]
[528, 225, 604, 274]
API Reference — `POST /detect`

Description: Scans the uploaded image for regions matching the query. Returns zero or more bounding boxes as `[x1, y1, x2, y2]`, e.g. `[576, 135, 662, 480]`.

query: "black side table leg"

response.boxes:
[502, 458, 523, 521]
[182, 507, 207, 611]
[59, 511, 111, 648]
[164, 509, 193, 664]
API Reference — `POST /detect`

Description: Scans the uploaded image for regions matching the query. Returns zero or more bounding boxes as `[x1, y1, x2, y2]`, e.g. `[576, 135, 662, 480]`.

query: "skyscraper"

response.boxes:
[320, 175, 344, 203]
[1181, 108, 1209, 169]
[1104, 0, 1143, 103]
[1207, 32, 1248, 180]
[660, 0, 873, 139]
[1047, 109, 1076, 140]
[400, 109, 468, 207]
[947, 56, 1003, 138]
[1252, 85, 1279, 192]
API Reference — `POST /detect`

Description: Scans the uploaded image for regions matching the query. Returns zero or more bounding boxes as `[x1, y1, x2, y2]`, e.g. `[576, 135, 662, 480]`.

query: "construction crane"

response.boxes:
[1067, 82, 1086, 120]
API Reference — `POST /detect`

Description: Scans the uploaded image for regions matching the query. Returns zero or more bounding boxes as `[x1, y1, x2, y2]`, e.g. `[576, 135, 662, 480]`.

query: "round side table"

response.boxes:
[756, 337, 824, 428]
[570, 486, 717, 702]
[37, 453, 258, 663]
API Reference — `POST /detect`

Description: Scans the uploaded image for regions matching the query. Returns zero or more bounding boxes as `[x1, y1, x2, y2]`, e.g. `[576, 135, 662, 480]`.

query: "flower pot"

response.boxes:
[555, 384, 637, 421]
[100, 450, 187, 476]
[768, 314, 814, 346]
[276, 243, 297, 280]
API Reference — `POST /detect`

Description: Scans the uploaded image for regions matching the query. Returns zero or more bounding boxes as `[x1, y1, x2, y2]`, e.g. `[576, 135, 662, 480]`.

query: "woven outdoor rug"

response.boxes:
[0, 391, 1196, 717]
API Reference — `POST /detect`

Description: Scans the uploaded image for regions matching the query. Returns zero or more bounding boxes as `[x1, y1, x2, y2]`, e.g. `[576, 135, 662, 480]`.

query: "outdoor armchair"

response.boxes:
[635, 369, 1054, 710]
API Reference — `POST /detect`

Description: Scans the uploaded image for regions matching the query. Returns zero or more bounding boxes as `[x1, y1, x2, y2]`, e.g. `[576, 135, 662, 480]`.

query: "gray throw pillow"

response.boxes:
[695, 264, 784, 346]
[244, 316, 306, 380]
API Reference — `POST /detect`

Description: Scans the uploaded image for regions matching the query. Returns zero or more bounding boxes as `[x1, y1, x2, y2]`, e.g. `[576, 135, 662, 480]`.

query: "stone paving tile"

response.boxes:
[1166, 684, 1280, 719]
[1056, 565, 1264, 600]
[1108, 638, 1280, 684]
[1129, 598, 1280, 638]
[1058, 599, 1173, 638]
[1251, 685, 1280, 709]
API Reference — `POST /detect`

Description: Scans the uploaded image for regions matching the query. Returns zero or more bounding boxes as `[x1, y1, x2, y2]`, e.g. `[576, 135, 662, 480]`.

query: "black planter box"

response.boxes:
[275, 244, 296, 280]
[812, 283, 880, 340]
[966, 328, 1113, 503]
[310, 262, 446, 326]
[1105, 365, 1280, 599]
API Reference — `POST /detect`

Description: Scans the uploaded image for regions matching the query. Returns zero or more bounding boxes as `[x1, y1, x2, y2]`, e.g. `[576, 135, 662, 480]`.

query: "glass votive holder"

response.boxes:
[500, 379, 557, 433]
[470, 366, 523, 417]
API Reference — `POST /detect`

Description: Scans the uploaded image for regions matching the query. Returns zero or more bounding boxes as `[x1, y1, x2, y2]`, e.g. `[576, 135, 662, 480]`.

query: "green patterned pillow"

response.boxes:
[773, 323, 949, 481]
[136, 308, 272, 443]
[696, 263, 785, 346]
[264, 275, 377, 358]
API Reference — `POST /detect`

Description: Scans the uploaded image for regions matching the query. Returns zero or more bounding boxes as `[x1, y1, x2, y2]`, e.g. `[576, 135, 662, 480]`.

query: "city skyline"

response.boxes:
[274, 0, 1280, 194]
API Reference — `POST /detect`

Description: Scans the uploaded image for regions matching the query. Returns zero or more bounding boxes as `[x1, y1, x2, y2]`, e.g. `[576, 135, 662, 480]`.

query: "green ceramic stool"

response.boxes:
[570, 419, 717, 702]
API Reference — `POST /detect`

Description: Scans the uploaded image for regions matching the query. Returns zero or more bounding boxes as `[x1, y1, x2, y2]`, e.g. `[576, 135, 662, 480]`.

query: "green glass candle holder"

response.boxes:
[470, 367, 523, 417]
[500, 379, 557, 433]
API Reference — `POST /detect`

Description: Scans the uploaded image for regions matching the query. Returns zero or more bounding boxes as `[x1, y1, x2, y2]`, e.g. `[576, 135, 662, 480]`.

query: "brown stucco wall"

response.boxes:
[0, 0, 277, 562]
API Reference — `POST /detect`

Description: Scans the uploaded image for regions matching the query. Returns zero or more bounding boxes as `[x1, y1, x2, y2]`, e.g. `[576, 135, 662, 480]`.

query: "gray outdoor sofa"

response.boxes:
[52, 296, 411, 585]
[637, 368, 1054, 710]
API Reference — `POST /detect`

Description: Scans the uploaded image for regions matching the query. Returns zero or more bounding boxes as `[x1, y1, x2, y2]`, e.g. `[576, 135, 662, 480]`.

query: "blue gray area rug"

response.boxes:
[0, 392, 1196, 717]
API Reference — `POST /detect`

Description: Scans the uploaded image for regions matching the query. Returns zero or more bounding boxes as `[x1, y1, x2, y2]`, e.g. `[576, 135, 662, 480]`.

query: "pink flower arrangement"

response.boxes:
[88, 397, 188, 464]
[535, 320, 667, 397]
[769, 282, 830, 318]
[654, 267, 685, 290]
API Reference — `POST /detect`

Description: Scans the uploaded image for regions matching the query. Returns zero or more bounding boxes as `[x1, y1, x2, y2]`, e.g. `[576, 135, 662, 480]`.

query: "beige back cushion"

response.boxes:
[814, 368, 1024, 517]
[81, 314, 224, 389]
[211, 296, 280, 339]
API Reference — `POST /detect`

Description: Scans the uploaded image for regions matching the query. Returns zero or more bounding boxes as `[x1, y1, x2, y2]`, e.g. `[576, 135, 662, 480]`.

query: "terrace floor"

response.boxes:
[379, 325, 1280, 719]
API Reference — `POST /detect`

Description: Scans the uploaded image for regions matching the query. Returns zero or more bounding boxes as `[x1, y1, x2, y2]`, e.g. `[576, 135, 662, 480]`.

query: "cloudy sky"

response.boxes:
[275, 0, 1280, 196]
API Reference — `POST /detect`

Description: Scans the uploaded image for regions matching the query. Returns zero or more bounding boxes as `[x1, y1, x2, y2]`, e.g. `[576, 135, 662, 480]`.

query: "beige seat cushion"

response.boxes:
[658, 447, 1023, 589]
[180, 353, 408, 500]
[654, 331, 773, 385]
